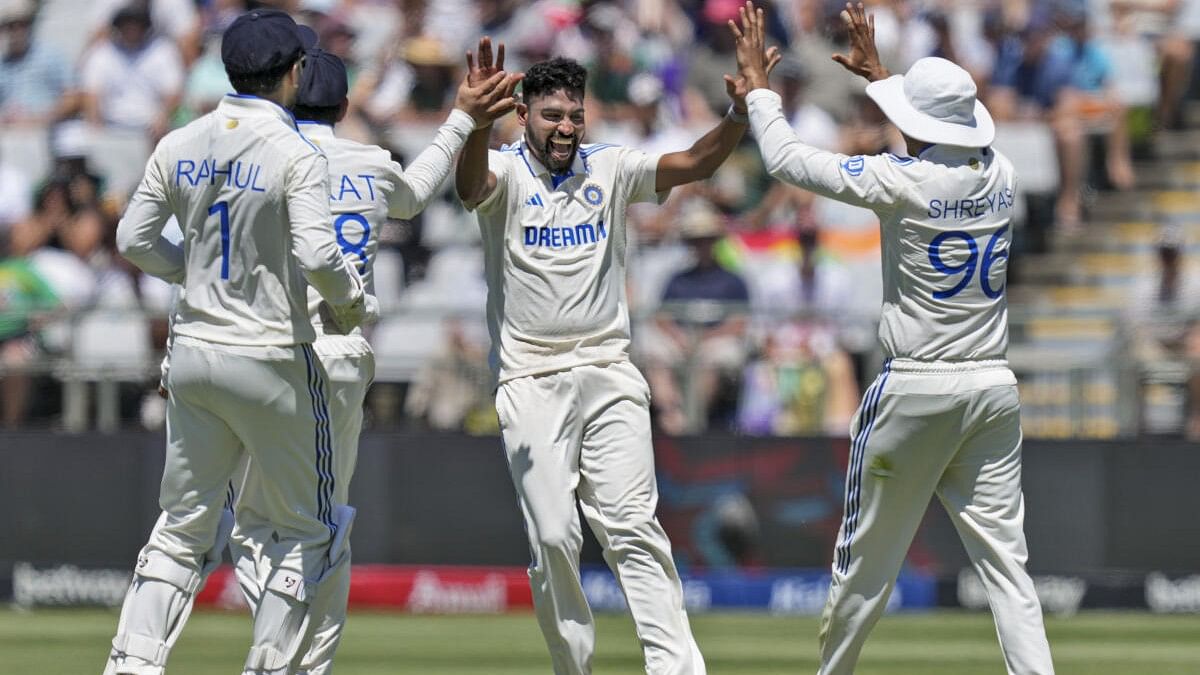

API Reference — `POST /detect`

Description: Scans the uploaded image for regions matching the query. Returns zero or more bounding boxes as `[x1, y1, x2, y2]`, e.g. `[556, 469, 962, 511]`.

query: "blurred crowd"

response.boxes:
[1, 0, 1198, 436]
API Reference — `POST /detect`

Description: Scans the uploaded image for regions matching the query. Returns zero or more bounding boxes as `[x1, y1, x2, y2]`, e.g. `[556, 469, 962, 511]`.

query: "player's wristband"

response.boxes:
[726, 105, 749, 125]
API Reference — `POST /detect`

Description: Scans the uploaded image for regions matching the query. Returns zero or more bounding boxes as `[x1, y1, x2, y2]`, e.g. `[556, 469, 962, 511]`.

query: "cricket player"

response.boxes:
[730, 3, 1054, 673]
[104, 10, 372, 674]
[455, 42, 778, 675]
[228, 45, 520, 674]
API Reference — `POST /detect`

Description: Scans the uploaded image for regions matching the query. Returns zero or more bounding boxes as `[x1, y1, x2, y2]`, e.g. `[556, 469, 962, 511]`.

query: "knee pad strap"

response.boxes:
[244, 644, 290, 672]
[112, 631, 168, 668]
[135, 551, 202, 595]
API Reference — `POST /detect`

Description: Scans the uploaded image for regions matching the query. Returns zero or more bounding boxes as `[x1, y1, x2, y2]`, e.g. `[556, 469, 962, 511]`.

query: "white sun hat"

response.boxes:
[865, 57, 994, 148]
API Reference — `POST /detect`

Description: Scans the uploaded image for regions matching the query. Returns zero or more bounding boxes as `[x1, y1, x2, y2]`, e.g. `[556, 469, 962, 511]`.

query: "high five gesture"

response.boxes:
[728, 1, 774, 92]
[458, 36, 523, 129]
[723, 3, 782, 114]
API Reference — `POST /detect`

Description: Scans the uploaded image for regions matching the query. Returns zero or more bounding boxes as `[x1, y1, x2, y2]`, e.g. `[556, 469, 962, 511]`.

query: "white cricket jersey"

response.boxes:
[748, 89, 1015, 362]
[117, 94, 362, 347]
[297, 109, 475, 339]
[472, 139, 666, 382]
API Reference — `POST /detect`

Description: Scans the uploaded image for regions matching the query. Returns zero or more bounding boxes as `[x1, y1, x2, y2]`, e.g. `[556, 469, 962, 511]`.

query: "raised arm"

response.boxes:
[655, 12, 780, 193]
[653, 114, 745, 193]
[116, 151, 185, 283]
[390, 67, 519, 217]
[455, 37, 519, 209]
[735, 1, 899, 208]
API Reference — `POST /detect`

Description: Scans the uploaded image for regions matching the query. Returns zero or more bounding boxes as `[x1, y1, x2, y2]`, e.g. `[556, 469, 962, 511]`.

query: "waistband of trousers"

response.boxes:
[885, 357, 1009, 375]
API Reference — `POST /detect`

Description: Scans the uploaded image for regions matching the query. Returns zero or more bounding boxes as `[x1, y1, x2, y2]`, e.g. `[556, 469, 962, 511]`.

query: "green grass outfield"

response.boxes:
[7, 608, 1199, 674]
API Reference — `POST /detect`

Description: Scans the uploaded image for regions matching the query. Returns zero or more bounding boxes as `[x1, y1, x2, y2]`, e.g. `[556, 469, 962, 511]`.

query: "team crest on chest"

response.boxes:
[582, 183, 604, 207]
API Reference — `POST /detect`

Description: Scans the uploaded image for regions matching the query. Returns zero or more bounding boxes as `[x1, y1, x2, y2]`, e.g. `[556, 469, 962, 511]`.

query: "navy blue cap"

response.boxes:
[297, 48, 348, 108]
[222, 9, 318, 77]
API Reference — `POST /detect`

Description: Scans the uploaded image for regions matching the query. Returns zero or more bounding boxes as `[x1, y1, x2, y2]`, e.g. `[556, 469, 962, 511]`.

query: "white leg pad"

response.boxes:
[243, 567, 314, 674]
[106, 552, 203, 675]
[244, 644, 293, 673]
[296, 505, 357, 675]
[111, 633, 169, 670]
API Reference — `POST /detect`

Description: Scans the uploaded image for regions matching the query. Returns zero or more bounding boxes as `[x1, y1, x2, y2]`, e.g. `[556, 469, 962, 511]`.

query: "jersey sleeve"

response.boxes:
[287, 148, 363, 307]
[746, 88, 904, 212]
[385, 108, 475, 219]
[472, 149, 514, 215]
[615, 146, 668, 206]
[115, 146, 185, 283]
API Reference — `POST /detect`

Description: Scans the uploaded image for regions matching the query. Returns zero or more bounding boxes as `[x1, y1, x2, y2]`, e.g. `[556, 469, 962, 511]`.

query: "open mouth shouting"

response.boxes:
[546, 135, 578, 169]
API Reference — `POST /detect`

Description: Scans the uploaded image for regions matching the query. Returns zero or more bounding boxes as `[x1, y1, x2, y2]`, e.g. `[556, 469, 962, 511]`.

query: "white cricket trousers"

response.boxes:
[495, 360, 705, 675]
[105, 337, 341, 675]
[819, 359, 1054, 675]
[233, 335, 374, 675]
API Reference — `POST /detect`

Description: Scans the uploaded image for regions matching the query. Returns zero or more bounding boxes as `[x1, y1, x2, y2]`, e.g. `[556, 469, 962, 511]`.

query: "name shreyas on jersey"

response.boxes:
[927, 187, 1014, 220]
[523, 220, 608, 249]
[331, 174, 380, 203]
[175, 158, 266, 192]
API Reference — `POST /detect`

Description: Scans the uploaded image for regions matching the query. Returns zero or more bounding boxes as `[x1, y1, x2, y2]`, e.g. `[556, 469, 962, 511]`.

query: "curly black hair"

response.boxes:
[521, 57, 587, 103]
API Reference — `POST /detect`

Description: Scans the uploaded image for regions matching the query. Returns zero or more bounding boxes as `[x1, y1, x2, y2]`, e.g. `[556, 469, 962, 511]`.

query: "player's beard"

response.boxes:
[529, 129, 579, 173]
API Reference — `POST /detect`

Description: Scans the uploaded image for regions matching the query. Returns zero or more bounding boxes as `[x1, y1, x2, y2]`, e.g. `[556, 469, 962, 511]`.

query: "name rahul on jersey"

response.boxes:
[175, 158, 267, 192]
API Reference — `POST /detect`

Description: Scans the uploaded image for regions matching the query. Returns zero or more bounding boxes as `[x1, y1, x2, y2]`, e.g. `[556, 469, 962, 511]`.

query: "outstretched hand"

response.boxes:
[457, 36, 524, 128]
[724, 46, 781, 113]
[831, 2, 889, 82]
[728, 1, 773, 92]
[467, 37, 505, 85]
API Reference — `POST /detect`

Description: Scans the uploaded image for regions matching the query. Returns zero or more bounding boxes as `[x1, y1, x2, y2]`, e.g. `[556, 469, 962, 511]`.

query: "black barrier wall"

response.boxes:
[2, 432, 1198, 576]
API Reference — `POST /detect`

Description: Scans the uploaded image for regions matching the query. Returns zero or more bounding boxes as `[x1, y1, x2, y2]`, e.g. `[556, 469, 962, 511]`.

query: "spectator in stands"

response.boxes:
[984, 7, 1099, 230]
[776, 53, 838, 151]
[179, 30, 234, 121]
[577, 3, 639, 110]
[736, 217, 860, 436]
[48, 122, 105, 211]
[1095, 0, 1197, 131]
[0, 0, 77, 125]
[404, 319, 495, 433]
[736, 320, 858, 437]
[0, 147, 32, 234]
[643, 203, 750, 434]
[1128, 227, 1200, 438]
[15, 180, 128, 313]
[364, 36, 459, 126]
[686, 0, 744, 119]
[0, 242, 59, 428]
[1057, 6, 1135, 191]
[7, 181, 70, 259]
[88, 0, 201, 64]
[782, 0, 859, 121]
[79, 6, 184, 140]
[473, 0, 534, 73]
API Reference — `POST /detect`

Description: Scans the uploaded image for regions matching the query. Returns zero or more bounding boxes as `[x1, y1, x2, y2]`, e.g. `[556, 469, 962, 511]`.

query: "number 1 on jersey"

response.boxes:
[208, 201, 230, 280]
